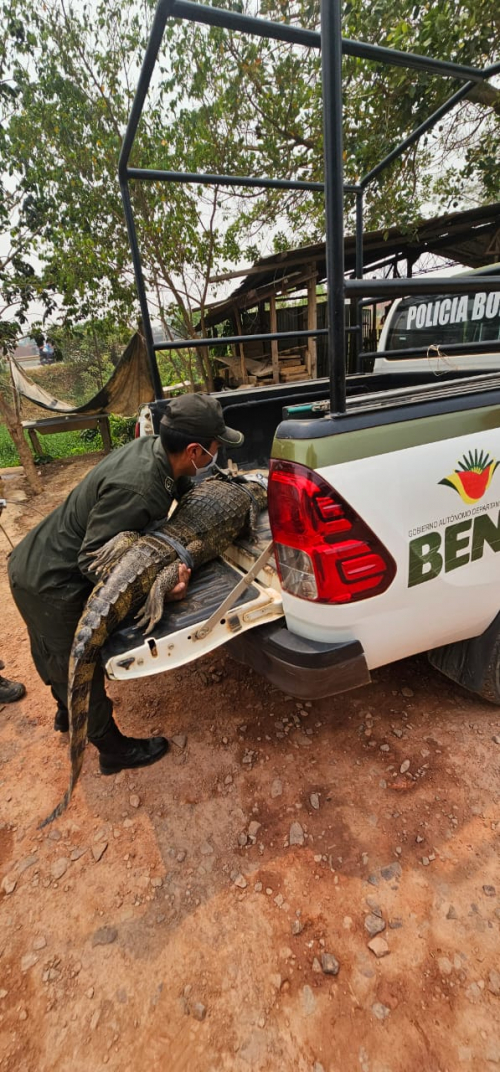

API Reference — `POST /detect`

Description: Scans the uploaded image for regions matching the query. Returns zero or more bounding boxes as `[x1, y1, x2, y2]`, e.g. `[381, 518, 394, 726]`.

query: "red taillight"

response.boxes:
[268, 459, 396, 603]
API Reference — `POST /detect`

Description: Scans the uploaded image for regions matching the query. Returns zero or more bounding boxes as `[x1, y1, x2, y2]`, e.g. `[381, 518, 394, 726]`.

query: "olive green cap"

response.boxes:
[160, 393, 244, 446]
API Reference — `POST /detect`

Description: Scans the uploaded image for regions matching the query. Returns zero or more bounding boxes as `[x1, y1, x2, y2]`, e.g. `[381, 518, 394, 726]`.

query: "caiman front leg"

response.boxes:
[90, 531, 141, 577]
[136, 541, 201, 633]
[135, 562, 182, 633]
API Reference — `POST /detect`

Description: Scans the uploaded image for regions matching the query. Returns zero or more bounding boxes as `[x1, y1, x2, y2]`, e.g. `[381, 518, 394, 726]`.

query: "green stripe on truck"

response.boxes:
[272, 405, 500, 468]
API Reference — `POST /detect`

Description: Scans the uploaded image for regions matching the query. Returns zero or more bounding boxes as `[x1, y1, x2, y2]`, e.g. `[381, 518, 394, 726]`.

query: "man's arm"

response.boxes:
[78, 485, 160, 584]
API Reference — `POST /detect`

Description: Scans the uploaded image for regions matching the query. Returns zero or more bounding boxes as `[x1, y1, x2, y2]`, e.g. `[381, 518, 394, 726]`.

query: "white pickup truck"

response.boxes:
[108, 0, 500, 705]
[374, 262, 500, 375]
[103, 367, 500, 706]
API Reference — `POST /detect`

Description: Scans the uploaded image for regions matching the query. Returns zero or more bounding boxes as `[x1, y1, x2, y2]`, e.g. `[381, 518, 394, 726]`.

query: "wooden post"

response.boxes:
[307, 273, 318, 378]
[269, 293, 280, 384]
[28, 428, 43, 455]
[233, 306, 248, 384]
[98, 416, 112, 454]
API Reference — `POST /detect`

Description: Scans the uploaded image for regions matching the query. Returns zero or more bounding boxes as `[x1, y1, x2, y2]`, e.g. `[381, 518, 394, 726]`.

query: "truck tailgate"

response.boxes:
[102, 511, 283, 680]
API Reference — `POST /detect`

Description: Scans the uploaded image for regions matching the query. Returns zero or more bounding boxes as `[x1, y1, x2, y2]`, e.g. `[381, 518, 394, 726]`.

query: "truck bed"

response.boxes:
[102, 508, 282, 681]
[149, 369, 500, 470]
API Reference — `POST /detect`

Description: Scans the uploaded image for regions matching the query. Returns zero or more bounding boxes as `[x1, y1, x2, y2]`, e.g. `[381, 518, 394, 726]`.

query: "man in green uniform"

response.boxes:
[8, 394, 243, 774]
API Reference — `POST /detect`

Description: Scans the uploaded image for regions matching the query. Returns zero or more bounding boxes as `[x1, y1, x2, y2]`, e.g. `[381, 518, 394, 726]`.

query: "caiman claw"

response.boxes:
[90, 531, 140, 576]
[135, 563, 190, 634]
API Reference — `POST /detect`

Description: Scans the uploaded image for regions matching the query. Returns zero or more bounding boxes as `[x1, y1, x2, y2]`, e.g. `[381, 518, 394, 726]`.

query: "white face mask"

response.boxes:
[192, 444, 218, 478]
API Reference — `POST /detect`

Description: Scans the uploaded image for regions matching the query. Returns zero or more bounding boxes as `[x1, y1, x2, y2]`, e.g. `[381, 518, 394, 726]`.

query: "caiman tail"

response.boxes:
[39, 558, 164, 827]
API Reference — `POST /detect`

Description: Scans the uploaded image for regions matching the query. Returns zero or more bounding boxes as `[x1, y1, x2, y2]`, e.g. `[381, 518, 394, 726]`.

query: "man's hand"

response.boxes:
[136, 562, 192, 632]
[165, 563, 191, 602]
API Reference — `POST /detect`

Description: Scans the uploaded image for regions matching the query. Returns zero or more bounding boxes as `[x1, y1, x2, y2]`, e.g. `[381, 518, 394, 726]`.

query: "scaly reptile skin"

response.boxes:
[40, 474, 267, 826]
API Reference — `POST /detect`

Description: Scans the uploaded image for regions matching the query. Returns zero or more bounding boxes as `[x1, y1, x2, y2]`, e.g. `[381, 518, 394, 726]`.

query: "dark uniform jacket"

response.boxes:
[10, 436, 191, 601]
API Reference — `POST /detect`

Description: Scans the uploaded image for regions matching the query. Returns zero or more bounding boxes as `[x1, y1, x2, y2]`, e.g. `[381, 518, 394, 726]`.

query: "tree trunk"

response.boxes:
[90, 320, 105, 389]
[0, 381, 43, 495]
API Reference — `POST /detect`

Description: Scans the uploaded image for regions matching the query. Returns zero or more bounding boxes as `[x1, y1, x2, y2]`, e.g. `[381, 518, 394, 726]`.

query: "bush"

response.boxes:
[79, 427, 99, 443]
[78, 415, 135, 448]
[108, 414, 136, 446]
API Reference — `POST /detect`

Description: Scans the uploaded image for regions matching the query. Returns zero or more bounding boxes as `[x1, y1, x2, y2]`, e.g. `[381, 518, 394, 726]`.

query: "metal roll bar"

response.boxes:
[119, 0, 500, 413]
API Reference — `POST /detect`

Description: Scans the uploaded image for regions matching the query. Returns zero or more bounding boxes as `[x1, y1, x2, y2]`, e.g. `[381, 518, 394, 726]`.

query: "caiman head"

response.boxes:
[243, 477, 268, 513]
[234, 474, 268, 540]
[209, 469, 268, 514]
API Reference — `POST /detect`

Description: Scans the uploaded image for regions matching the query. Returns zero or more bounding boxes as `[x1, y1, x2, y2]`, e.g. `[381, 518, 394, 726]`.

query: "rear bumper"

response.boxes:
[226, 620, 370, 700]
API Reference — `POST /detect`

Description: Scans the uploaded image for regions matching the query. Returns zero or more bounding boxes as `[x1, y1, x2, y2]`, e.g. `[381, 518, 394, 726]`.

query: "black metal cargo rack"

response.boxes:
[119, 0, 500, 416]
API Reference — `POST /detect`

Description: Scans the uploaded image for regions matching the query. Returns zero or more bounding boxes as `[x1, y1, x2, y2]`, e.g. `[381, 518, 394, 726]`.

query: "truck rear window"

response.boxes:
[386, 291, 500, 352]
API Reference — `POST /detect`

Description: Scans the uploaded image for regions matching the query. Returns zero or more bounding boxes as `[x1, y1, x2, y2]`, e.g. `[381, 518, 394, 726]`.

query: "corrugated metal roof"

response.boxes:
[204, 202, 500, 326]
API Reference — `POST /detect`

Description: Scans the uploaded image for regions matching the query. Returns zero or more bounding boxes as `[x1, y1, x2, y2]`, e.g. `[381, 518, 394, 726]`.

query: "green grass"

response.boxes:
[0, 424, 106, 468]
[0, 424, 20, 467]
[0, 414, 136, 469]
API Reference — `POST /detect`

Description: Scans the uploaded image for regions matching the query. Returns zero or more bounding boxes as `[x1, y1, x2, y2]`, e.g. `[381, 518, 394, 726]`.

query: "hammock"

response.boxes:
[11, 332, 156, 417]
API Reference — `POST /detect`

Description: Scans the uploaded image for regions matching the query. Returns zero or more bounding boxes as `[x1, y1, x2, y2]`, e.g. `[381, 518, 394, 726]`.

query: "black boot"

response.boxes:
[54, 706, 69, 733]
[89, 718, 169, 775]
[0, 675, 26, 704]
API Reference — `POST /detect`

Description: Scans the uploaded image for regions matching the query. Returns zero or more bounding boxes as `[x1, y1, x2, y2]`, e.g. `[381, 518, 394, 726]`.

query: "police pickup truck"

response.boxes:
[374, 263, 500, 376]
[104, 0, 500, 705]
[104, 361, 500, 705]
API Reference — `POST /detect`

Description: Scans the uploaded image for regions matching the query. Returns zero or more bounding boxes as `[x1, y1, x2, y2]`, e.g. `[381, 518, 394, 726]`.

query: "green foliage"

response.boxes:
[24, 360, 104, 409]
[0, 0, 498, 364]
[107, 414, 136, 446]
[166, 0, 499, 240]
[47, 319, 130, 390]
[78, 427, 99, 443]
[0, 421, 20, 466]
[0, 19, 57, 351]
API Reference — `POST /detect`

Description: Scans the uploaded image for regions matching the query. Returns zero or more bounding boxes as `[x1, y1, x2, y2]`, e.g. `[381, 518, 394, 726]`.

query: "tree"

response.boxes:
[173, 0, 499, 239]
[48, 317, 131, 395]
[0, 16, 59, 491]
[0, 360, 43, 493]
[1, 0, 264, 390]
[1, 0, 498, 398]
[0, 170, 43, 493]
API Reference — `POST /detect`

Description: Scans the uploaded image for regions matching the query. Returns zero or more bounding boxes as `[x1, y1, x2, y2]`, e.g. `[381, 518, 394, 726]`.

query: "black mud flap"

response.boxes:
[226, 619, 370, 700]
[428, 610, 500, 694]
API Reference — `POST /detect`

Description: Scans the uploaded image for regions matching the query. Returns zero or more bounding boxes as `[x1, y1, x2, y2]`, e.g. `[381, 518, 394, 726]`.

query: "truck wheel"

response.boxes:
[428, 610, 500, 706]
[476, 630, 500, 705]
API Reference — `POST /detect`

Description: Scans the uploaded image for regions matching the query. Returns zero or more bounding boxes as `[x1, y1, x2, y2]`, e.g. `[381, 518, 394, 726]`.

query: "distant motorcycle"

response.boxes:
[39, 343, 55, 366]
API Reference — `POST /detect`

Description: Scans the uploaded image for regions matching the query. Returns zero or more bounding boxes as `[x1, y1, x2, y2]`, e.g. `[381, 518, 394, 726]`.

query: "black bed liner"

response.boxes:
[102, 558, 263, 664]
[102, 509, 273, 665]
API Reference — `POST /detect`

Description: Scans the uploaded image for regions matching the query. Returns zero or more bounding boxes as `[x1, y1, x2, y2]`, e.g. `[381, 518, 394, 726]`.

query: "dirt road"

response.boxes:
[1, 456, 499, 1072]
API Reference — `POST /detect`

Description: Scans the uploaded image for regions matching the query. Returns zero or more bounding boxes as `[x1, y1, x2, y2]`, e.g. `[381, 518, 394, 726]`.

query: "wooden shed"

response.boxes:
[201, 202, 500, 386]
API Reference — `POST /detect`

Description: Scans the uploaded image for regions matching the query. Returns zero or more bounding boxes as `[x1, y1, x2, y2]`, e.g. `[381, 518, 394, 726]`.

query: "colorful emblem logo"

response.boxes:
[439, 450, 499, 504]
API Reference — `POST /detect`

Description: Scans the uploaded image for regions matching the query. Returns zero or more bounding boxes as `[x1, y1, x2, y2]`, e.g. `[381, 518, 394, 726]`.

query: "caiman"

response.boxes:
[40, 472, 268, 826]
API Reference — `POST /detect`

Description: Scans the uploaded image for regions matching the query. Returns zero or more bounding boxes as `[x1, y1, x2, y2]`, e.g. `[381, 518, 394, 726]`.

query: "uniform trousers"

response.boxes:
[8, 554, 112, 738]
